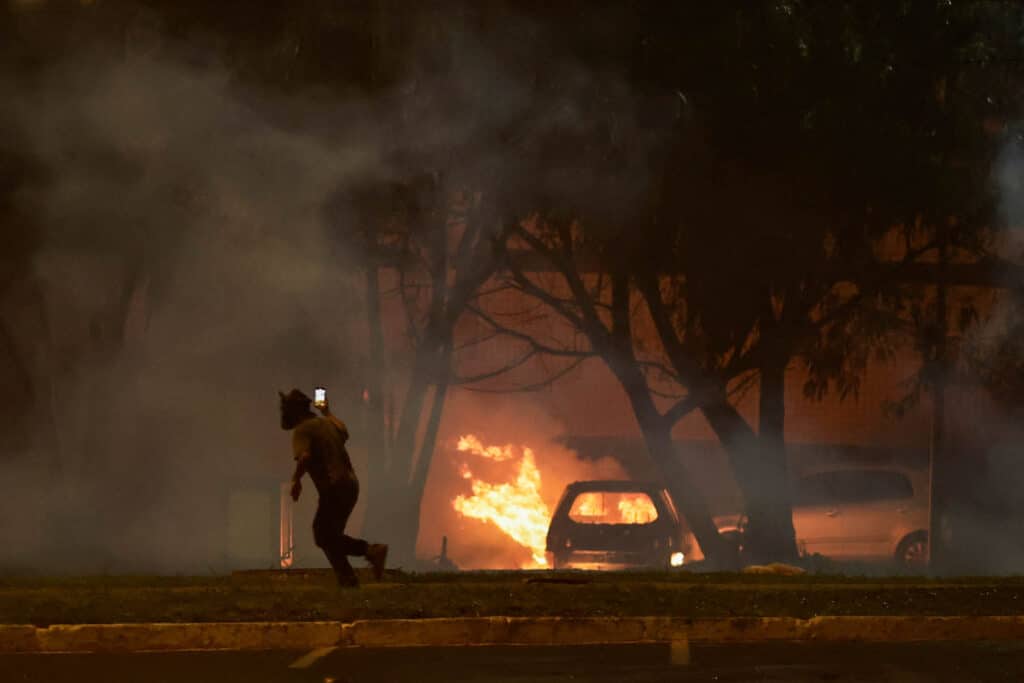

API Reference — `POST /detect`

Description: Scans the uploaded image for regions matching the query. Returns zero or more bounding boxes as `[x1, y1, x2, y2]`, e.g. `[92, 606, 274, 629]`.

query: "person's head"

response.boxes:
[279, 389, 314, 430]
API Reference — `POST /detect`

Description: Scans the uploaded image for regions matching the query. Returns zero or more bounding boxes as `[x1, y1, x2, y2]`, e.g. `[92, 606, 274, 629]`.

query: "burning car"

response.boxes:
[545, 480, 691, 570]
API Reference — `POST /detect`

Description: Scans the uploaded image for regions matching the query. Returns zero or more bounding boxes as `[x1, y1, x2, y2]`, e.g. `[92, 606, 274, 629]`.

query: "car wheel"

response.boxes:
[895, 531, 929, 571]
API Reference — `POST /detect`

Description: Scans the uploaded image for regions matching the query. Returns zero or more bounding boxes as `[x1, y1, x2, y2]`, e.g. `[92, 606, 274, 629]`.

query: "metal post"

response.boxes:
[928, 224, 949, 573]
[280, 482, 295, 569]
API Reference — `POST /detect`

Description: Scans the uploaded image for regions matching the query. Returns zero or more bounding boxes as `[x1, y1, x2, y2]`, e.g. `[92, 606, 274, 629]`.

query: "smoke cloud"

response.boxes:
[5, 3, 1022, 578]
[0, 6, 629, 574]
[0, 51, 379, 573]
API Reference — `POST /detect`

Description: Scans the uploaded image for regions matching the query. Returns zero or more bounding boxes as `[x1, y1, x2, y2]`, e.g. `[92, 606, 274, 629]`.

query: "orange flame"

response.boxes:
[451, 435, 550, 567]
[456, 434, 517, 462]
[569, 491, 658, 525]
[572, 492, 604, 519]
[617, 495, 658, 525]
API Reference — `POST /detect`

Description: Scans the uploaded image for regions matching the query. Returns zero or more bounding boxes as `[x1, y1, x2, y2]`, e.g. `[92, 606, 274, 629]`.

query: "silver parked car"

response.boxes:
[790, 465, 929, 568]
[708, 465, 930, 569]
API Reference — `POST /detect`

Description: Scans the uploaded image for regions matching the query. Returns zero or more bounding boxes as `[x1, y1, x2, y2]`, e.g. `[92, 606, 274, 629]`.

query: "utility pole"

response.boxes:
[927, 73, 952, 574]
[927, 220, 950, 573]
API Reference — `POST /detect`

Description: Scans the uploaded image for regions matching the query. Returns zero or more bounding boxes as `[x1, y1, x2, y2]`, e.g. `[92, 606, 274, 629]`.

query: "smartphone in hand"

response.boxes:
[314, 386, 327, 408]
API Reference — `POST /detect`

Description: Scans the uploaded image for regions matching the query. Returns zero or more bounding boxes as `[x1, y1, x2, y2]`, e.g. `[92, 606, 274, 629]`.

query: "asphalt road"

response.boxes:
[3, 642, 1024, 682]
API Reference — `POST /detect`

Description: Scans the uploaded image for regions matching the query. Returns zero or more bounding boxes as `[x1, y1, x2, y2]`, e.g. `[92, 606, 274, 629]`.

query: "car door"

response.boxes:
[791, 472, 848, 559]
[833, 470, 917, 561]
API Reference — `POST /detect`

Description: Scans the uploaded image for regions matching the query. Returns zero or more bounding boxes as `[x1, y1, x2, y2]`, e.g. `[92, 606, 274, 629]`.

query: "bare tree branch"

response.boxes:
[471, 290, 553, 320]
[453, 327, 502, 352]
[466, 302, 595, 359]
[727, 370, 760, 405]
[452, 347, 538, 386]
[663, 394, 700, 425]
[505, 222, 610, 346]
[650, 389, 686, 401]
[474, 282, 518, 298]
[504, 256, 588, 331]
[637, 359, 681, 382]
[459, 356, 588, 393]
[635, 270, 725, 404]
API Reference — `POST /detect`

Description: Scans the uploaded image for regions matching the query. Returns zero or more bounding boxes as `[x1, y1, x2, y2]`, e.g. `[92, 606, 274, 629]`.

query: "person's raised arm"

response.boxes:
[318, 397, 338, 417]
[317, 399, 349, 444]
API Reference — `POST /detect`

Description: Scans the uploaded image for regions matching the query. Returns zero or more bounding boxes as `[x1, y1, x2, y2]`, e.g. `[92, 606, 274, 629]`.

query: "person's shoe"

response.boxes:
[366, 544, 389, 580]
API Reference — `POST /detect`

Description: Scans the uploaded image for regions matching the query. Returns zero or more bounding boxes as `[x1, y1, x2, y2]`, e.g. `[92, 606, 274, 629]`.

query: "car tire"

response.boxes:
[895, 531, 929, 571]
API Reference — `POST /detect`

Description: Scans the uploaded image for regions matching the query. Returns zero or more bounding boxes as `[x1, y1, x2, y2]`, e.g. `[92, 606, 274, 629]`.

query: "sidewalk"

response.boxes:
[4, 615, 1024, 653]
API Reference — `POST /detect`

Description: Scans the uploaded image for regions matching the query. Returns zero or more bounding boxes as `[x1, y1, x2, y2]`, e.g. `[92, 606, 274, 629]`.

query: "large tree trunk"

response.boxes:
[360, 265, 393, 542]
[613, 365, 732, 568]
[362, 327, 451, 564]
[598, 270, 733, 565]
[403, 343, 453, 562]
[602, 269, 731, 567]
[636, 411, 735, 568]
[374, 356, 434, 563]
[702, 370, 798, 564]
[392, 372, 451, 566]
[389, 343, 438, 483]
[928, 236, 950, 573]
[752, 358, 798, 563]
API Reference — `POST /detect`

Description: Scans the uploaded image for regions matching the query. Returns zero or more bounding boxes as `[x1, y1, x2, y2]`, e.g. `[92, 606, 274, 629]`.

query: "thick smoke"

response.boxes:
[0, 52, 379, 573]
[6, 4, 1020, 578]
[0, 7, 631, 574]
[943, 126, 1024, 574]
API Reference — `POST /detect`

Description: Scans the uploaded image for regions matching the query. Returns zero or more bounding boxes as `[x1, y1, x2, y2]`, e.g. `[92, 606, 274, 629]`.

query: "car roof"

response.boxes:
[565, 480, 665, 493]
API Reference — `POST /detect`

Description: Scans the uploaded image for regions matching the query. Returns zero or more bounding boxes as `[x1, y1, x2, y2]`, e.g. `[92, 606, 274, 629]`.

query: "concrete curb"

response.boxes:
[339, 616, 1024, 647]
[3, 616, 1024, 653]
[0, 622, 342, 653]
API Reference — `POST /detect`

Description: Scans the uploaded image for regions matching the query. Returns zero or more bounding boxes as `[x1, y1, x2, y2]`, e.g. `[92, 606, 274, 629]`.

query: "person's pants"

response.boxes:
[312, 478, 369, 584]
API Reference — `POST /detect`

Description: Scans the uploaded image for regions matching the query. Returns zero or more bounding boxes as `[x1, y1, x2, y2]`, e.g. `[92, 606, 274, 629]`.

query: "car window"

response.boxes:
[568, 491, 659, 524]
[855, 471, 914, 502]
[796, 470, 914, 506]
[795, 472, 834, 506]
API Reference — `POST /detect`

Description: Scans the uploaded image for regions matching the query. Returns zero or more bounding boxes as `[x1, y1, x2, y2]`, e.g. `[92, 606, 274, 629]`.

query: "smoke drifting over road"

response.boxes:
[0, 5, 621, 574]
[3, 3, 1024, 578]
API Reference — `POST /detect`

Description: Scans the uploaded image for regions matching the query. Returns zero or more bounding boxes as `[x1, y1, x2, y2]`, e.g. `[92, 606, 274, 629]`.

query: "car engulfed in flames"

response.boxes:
[544, 480, 693, 571]
[448, 435, 691, 571]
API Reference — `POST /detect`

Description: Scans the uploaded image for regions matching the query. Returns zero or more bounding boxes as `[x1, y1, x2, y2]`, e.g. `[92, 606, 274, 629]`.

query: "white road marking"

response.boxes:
[289, 646, 338, 669]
